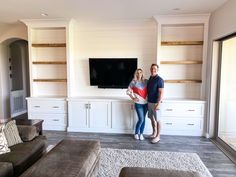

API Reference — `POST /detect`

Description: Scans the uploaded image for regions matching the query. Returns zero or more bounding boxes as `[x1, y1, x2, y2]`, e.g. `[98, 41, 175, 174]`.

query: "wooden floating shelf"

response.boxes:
[161, 60, 203, 64]
[32, 43, 66, 47]
[165, 80, 202, 83]
[161, 41, 203, 46]
[33, 61, 66, 64]
[33, 79, 67, 82]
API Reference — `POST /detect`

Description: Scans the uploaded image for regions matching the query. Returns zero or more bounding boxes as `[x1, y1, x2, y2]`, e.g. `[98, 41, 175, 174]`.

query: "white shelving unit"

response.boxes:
[22, 17, 209, 136]
[154, 15, 209, 99]
[153, 14, 210, 136]
[22, 19, 73, 131]
[30, 27, 67, 97]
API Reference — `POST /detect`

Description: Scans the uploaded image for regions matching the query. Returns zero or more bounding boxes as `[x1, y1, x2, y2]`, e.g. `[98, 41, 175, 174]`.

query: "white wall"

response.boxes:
[0, 23, 27, 43]
[0, 24, 10, 37]
[0, 44, 10, 120]
[71, 19, 157, 97]
[206, 0, 236, 137]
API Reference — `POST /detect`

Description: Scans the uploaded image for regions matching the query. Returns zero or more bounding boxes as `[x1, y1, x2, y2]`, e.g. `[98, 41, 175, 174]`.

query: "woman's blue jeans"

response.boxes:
[134, 103, 148, 134]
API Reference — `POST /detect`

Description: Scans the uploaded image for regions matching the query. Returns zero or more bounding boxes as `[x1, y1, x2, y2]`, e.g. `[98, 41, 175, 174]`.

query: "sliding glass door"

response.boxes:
[217, 36, 236, 151]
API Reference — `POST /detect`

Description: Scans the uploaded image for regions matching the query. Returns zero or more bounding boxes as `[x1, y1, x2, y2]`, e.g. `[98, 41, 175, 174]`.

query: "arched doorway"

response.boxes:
[0, 38, 29, 120]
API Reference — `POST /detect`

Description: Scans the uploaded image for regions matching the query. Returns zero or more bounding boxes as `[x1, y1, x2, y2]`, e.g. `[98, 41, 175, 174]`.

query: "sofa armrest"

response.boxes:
[0, 162, 13, 177]
[17, 125, 39, 142]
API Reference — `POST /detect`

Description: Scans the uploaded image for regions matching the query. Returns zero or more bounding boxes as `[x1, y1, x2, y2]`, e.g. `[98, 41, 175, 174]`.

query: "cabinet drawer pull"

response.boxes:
[52, 106, 59, 108]
[34, 106, 40, 108]
[85, 104, 91, 109]
[187, 123, 195, 126]
[52, 119, 59, 122]
[166, 109, 173, 111]
[165, 123, 173, 125]
[188, 109, 195, 112]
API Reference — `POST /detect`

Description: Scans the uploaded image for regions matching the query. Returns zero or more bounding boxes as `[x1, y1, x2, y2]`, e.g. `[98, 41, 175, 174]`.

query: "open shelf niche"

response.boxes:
[21, 19, 73, 97]
[154, 15, 209, 100]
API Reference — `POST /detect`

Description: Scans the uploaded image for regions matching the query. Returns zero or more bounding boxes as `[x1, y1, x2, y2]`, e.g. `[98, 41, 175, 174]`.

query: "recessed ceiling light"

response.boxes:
[173, 8, 180, 11]
[41, 13, 48, 17]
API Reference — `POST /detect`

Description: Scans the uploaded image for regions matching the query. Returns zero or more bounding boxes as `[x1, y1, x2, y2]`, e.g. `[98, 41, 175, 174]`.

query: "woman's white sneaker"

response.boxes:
[134, 134, 139, 140]
[139, 134, 145, 141]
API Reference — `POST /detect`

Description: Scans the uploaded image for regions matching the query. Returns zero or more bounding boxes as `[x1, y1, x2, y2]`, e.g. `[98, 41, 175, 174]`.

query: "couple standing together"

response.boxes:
[127, 64, 164, 144]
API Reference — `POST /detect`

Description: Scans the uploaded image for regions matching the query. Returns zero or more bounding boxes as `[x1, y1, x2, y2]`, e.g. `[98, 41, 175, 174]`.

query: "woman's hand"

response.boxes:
[133, 98, 139, 102]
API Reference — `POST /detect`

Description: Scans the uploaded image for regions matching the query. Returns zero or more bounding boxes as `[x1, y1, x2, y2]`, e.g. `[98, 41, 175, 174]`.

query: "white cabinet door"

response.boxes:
[89, 101, 111, 130]
[68, 101, 88, 131]
[111, 102, 134, 133]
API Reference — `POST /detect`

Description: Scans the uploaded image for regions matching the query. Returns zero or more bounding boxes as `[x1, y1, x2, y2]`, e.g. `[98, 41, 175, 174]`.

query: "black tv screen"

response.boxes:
[89, 58, 137, 88]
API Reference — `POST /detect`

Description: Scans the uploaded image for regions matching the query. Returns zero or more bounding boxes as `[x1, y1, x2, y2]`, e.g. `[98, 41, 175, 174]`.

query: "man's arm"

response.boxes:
[155, 88, 164, 110]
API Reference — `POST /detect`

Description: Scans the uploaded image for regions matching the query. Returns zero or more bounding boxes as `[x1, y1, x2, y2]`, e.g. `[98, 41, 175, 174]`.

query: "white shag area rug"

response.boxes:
[98, 148, 212, 177]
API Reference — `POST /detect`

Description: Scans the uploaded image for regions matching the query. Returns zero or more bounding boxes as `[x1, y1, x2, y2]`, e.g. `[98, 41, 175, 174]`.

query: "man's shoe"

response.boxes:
[134, 134, 139, 140]
[139, 134, 145, 141]
[149, 134, 155, 138]
[151, 137, 160, 144]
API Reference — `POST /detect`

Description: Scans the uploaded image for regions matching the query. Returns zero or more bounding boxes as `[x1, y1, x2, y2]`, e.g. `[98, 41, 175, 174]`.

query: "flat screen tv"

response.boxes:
[89, 58, 137, 88]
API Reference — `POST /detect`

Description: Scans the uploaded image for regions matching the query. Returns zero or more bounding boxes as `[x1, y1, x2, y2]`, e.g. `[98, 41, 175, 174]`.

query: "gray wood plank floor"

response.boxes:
[44, 131, 236, 177]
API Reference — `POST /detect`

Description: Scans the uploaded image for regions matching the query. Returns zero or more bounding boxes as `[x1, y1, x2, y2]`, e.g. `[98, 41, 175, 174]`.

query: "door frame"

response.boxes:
[213, 33, 236, 163]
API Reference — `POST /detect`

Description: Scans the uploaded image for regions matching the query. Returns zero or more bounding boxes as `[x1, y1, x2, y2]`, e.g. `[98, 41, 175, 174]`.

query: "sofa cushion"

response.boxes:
[0, 162, 14, 177]
[0, 125, 11, 155]
[119, 167, 203, 177]
[17, 125, 39, 142]
[21, 139, 100, 177]
[0, 136, 46, 176]
[4, 120, 23, 147]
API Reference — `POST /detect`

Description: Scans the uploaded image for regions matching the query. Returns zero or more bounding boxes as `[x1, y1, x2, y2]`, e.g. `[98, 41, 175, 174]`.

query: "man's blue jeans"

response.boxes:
[134, 103, 148, 134]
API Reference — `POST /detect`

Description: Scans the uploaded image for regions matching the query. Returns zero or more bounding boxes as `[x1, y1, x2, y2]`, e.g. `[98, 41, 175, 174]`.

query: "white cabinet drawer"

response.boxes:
[161, 103, 204, 117]
[29, 113, 67, 126]
[28, 100, 67, 113]
[162, 118, 202, 131]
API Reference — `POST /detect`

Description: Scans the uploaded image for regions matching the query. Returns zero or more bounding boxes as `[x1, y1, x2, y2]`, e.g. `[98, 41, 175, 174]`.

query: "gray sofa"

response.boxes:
[0, 125, 47, 177]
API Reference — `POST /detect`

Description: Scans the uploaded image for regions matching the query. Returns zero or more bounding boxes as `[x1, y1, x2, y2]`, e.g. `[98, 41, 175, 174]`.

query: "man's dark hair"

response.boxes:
[151, 63, 159, 68]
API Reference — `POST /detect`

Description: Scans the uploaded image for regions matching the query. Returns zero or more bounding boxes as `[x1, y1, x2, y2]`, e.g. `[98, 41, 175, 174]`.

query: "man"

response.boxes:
[147, 64, 164, 144]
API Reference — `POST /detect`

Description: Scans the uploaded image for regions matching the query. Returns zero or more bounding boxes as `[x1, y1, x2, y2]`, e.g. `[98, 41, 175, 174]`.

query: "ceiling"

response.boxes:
[0, 0, 228, 24]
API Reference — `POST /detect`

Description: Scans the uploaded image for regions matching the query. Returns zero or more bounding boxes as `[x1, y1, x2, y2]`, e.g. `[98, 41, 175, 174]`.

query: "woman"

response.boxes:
[127, 68, 148, 140]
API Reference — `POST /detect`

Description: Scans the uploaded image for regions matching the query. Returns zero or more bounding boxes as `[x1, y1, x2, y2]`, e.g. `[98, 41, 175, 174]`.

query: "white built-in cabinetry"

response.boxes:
[23, 15, 209, 136]
[160, 100, 205, 136]
[154, 14, 209, 99]
[27, 97, 67, 130]
[67, 98, 136, 133]
[111, 101, 135, 133]
[67, 98, 205, 136]
[22, 19, 72, 131]
[153, 14, 209, 136]
[68, 98, 111, 132]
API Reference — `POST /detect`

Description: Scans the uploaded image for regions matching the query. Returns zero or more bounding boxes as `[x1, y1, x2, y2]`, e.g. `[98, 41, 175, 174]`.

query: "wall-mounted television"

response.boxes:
[89, 58, 137, 88]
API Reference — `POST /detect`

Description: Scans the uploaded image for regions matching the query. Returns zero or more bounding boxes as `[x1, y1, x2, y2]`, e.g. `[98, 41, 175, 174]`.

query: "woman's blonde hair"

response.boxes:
[133, 68, 144, 81]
